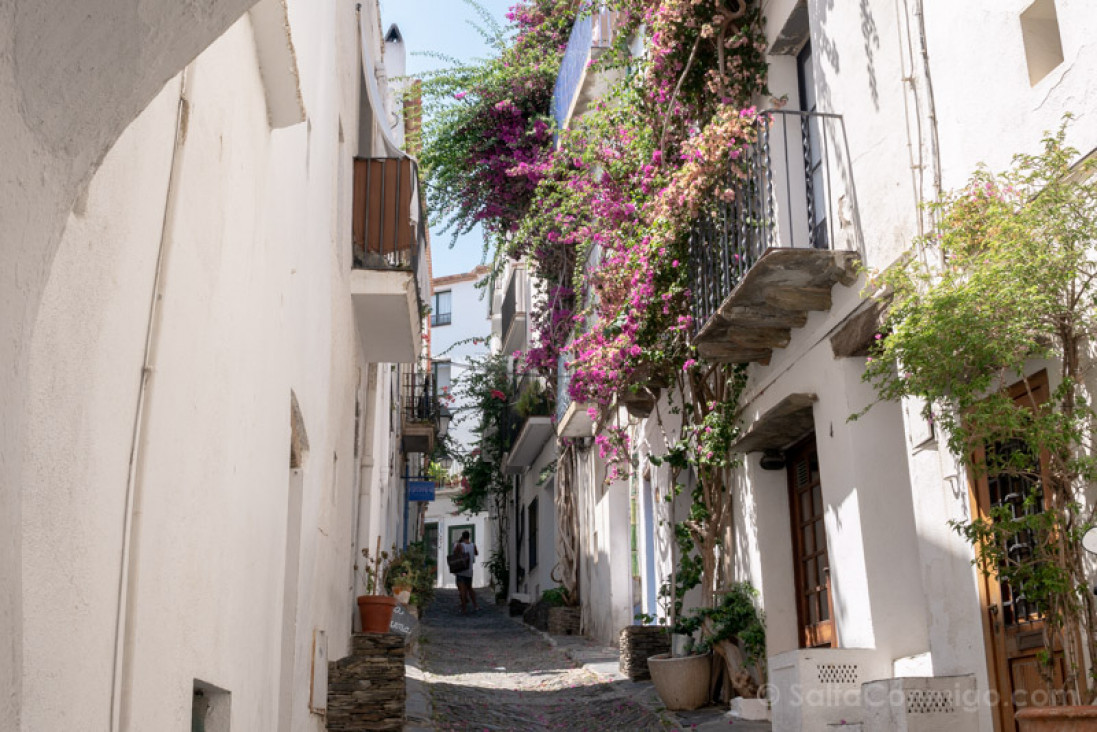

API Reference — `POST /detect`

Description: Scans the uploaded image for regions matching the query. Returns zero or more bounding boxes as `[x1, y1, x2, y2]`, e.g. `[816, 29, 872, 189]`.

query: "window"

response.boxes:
[431, 290, 452, 326]
[192, 680, 231, 732]
[432, 361, 451, 403]
[1021, 0, 1064, 86]
[423, 523, 439, 569]
[528, 498, 539, 570]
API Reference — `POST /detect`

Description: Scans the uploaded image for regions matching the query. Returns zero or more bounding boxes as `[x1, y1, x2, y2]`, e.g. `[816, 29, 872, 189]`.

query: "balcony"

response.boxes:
[350, 157, 429, 364]
[555, 353, 595, 438]
[504, 375, 555, 473]
[500, 266, 529, 357]
[401, 371, 439, 454]
[551, 4, 624, 132]
[688, 111, 862, 364]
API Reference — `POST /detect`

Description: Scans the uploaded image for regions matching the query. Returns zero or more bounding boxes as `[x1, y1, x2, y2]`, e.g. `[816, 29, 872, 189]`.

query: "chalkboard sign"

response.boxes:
[389, 602, 418, 637]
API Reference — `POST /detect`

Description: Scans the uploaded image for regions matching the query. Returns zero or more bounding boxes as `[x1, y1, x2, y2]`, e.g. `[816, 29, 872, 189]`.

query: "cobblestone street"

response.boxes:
[413, 589, 667, 731]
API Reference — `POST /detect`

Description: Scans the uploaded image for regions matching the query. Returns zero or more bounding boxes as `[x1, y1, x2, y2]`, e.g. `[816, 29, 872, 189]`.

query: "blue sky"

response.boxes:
[379, 0, 516, 277]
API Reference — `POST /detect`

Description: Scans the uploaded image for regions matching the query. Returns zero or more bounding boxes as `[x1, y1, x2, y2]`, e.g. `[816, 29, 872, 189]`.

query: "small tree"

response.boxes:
[863, 121, 1097, 703]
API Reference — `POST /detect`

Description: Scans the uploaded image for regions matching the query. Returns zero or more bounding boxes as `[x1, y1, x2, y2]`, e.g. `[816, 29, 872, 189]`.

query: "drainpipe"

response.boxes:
[402, 457, 410, 548]
[109, 66, 192, 732]
[353, 365, 378, 596]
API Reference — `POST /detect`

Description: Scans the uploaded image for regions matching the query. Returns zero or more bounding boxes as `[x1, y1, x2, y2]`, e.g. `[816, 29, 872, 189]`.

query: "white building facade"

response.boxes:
[540, 2, 1097, 731]
[488, 263, 562, 607]
[424, 266, 495, 590]
[3, 2, 432, 730]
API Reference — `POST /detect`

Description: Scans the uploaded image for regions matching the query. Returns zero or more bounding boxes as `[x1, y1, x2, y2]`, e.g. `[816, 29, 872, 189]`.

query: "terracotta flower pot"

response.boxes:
[1016, 706, 1097, 732]
[647, 652, 712, 711]
[357, 595, 397, 633]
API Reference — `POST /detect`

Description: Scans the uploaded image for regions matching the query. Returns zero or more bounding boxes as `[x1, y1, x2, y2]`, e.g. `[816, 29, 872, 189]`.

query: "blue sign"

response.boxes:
[408, 480, 436, 502]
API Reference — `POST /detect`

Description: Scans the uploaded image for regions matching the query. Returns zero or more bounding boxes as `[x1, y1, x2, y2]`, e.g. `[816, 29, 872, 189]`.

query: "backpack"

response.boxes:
[447, 542, 470, 573]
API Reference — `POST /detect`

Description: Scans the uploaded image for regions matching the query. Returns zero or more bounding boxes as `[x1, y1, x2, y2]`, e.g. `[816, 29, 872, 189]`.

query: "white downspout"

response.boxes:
[354, 364, 379, 597]
[109, 66, 193, 732]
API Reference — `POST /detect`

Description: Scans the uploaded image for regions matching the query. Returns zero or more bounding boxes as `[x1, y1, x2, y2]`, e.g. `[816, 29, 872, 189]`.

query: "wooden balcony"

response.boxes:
[689, 111, 863, 364]
[350, 157, 428, 364]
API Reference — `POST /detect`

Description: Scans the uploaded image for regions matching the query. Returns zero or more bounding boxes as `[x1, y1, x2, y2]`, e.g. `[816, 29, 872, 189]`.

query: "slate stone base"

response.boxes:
[619, 625, 670, 681]
[327, 633, 405, 731]
[547, 606, 581, 636]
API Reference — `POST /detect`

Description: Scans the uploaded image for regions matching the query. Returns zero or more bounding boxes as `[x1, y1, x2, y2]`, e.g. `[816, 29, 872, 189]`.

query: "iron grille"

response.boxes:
[687, 110, 857, 337]
[402, 371, 439, 423]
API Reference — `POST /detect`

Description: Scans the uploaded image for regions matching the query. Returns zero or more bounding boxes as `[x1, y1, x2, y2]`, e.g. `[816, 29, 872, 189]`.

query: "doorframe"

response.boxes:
[967, 369, 1051, 731]
[786, 432, 837, 649]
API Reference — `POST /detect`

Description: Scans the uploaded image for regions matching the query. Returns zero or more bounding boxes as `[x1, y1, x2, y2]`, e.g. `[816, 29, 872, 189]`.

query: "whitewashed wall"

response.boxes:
[514, 438, 559, 602]
[13, 1, 415, 730]
[432, 271, 492, 457]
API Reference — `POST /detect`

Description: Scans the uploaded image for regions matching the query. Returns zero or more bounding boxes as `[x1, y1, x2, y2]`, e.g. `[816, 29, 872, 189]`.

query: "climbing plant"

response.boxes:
[863, 120, 1097, 703]
[418, 0, 576, 245]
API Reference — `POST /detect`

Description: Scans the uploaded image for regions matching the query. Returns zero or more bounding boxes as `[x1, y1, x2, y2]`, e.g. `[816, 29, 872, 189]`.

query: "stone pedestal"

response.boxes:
[327, 633, 405, 731]
[618, 625, 670, 681]
[547, 606, 581, 636]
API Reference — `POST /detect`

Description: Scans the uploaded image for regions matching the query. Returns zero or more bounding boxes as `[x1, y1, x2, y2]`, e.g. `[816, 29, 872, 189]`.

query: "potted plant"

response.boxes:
[384, 540, 436, 612]
[356, 539, 396, 633]
[647, 363, 749, 711]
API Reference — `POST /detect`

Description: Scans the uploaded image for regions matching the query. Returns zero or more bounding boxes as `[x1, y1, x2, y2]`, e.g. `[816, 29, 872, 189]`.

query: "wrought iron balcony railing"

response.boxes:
[430, 312, 451, 327]
[687, 110, 861, 338]
[556, 352, 572, 423]
[551, 3, 623, 130]
[402, 371, 440, 424]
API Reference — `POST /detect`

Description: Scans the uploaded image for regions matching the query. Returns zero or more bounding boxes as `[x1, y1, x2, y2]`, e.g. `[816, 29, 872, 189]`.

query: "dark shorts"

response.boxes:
[455, 575, 472, 588]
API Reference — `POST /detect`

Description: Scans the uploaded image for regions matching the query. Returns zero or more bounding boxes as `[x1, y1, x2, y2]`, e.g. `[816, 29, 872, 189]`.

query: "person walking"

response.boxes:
[452, 530, 479, 614]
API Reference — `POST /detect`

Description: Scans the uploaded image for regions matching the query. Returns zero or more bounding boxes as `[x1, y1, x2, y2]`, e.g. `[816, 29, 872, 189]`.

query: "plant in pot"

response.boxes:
[355, 539, 396, 633]
[385, 540, 436, 611]
[646, 363, 749, 711]
[514, 377, 553, 419]
[861, 124, 1097, 729]
[689, 583, 767, 717]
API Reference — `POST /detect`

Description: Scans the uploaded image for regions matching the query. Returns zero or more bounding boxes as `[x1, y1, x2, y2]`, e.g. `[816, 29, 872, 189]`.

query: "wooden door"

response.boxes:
[787, 435, 835, 648]
[971, 371, 1066, 730]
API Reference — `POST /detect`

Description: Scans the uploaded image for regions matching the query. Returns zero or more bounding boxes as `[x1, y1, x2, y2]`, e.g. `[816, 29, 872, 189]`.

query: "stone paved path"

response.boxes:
[417, 589, 667, 731]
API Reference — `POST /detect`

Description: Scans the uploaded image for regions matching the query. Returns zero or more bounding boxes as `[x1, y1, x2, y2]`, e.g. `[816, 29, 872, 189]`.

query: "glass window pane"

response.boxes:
[819, 587, 830, 621]
[809, 593, 819, 624]
[812, 485, 822, 516]
[802, 522, 815, 554]
[805, 557, 817, 591]
[800, 490, 811, 520]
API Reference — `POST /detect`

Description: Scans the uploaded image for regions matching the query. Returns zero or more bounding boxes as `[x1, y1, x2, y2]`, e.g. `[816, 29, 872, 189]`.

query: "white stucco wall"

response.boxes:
[1, 2, 262, 726]
[575, 439, 635, 647]
[13, 1, 417, 730]
[514, 438, 559, 601]
[432, 270, 493, 454]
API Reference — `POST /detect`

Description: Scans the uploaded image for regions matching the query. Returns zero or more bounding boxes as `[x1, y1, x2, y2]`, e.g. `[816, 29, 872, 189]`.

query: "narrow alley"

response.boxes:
[411, 589, 665, 731]
[408, 589, 774, 731]
[9, 0, 1097, 730]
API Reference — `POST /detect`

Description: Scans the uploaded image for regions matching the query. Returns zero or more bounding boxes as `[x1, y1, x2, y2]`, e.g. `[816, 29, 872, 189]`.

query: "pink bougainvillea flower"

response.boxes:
[491, 389, 507, 400]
